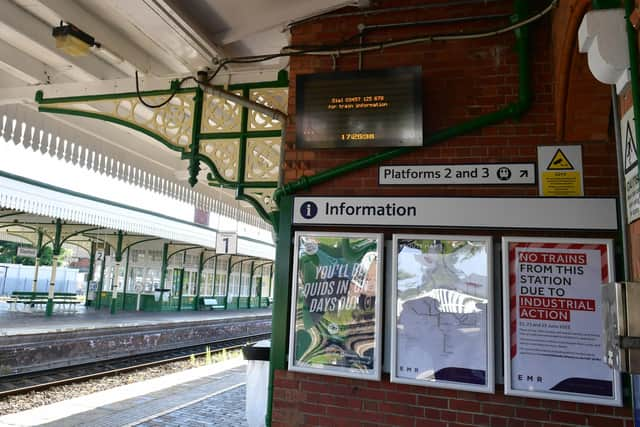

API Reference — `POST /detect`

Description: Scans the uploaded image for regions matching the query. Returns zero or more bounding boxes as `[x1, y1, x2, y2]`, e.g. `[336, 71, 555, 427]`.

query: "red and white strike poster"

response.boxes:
[502, 237, 621, 405]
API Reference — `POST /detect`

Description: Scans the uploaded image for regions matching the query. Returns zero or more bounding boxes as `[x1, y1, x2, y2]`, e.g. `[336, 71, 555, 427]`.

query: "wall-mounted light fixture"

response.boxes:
[52, 22, 99, 57]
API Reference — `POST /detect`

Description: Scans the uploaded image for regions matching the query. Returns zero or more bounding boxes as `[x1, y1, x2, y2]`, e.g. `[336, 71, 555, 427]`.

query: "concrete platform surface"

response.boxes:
[0, 301, 271, 336]
[0, 358, 250, 427]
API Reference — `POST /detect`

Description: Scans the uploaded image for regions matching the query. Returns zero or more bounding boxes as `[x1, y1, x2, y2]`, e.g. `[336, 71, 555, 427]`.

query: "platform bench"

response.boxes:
[10, 291, 80, 312]
[202, 298, 225, 310]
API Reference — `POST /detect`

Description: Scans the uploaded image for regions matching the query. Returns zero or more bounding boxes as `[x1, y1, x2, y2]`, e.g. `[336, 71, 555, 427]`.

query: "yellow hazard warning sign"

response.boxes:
[537, 145, 583, 196]
[541, 171, 582, 195]
[546, 149, 574, 170]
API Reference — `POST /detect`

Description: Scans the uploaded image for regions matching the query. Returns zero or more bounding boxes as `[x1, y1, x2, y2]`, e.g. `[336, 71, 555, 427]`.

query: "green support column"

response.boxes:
[256, 265, 263, 308]
[268, 263, 273, 305]
[212, 255, 219, 296]
[122, 248, 131, 311]
[85, 241, 96, 306]
[95, 245, 107, 310]
[45, 219, 62, 316]
[194, 251, 204, 310]
[237, 260, 246, 310]
[177, 251, 187, 311]
[176, 269, 185, 310]
[31, 256, 40, 292]
[224, 255, 233, 309]
[159, 242, 169, 308]
[110, 231, 123, 315]
[31, 230, 43, 293]
[266, 196, 294, 426]
[247, 260, 255, 309]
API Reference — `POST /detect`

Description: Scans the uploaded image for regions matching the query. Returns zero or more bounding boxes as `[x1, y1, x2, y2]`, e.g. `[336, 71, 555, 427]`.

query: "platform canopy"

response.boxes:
[0, 0, 362, 226]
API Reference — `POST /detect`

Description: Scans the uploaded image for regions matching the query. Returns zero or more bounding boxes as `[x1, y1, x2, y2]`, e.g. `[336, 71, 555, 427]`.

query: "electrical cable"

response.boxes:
[287, 12, 511, 52]
[134, 71, 197, 109]
[206, 0, 554, 67]
[283, 0, 557, 56]
[137, 0, 556, 108]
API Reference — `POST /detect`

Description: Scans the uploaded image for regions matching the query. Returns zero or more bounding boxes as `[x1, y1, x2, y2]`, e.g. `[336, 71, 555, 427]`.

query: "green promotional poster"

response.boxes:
[288, 232, 382, 380]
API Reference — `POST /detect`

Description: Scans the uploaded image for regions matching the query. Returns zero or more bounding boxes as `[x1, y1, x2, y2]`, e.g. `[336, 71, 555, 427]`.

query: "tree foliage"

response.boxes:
[0, 241, 62, 266]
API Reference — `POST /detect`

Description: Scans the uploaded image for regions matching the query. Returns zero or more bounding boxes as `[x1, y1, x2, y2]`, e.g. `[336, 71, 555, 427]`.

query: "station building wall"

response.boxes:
[272, 1, 634, 426]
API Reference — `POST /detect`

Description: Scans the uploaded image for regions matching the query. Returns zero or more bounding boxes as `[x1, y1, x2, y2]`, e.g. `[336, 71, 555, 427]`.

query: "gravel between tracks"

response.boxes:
[0, 352, 242, 416]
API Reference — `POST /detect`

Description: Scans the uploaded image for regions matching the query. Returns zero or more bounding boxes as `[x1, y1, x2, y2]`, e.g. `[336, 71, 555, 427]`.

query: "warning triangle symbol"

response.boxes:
[625, 120, 638, 173]
[546, 149, 574, 170]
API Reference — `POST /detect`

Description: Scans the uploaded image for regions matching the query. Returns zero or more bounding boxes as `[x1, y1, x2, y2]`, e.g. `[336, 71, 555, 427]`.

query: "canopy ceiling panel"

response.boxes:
[0, 0, 365, 229]
[0, 174, 219, 247]
[0, 103, 269, 228]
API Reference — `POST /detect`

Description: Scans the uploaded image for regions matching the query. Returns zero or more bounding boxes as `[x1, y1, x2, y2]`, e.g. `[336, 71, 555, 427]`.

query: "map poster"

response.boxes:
[288, 232, 383, 380]
[390, 235, 494, 393]
[502, 237, 622, 406]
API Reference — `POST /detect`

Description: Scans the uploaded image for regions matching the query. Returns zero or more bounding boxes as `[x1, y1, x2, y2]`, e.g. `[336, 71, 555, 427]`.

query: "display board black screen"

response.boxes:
[296, 66, 423, 149]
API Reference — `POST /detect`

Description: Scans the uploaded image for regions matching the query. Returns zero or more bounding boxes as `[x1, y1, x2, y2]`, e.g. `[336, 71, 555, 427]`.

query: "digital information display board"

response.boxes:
[296, 67, 423, 149]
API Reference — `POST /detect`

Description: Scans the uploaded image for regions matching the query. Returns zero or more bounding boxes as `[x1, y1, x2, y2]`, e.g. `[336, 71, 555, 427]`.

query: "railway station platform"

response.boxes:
[0, 301, 271, 376]
[0, 301, 271, 336]
[0, 357, 249, 426]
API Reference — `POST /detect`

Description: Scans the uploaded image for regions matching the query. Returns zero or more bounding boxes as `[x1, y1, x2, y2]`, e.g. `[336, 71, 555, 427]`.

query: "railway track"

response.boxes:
[0, 332, 270, 397]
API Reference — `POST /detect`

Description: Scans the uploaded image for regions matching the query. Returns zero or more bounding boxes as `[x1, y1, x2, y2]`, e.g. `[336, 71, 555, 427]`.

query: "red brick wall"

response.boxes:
[275, 1, 629, 425]
[283, 1, 619, 198]
[272, 371, 632, 427]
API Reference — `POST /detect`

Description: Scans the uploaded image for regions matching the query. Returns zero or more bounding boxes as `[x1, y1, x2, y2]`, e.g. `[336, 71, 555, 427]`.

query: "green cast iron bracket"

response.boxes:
[187, 87, 204, 187]
[35, 71, 289, 226]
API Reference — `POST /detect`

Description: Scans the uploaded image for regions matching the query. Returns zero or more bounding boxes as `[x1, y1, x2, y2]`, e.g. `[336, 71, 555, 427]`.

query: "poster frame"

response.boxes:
[502, 236, 622, 406]
[390, 234, 495, 393]
[288, 231, 384, 380]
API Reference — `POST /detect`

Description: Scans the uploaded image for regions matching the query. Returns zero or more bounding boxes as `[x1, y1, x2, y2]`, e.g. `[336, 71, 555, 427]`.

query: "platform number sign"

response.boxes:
[216, 232, 237, 254]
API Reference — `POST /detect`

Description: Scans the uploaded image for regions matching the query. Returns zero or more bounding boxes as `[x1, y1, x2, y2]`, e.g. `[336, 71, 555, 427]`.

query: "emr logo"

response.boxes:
[300, 201, 318, 219]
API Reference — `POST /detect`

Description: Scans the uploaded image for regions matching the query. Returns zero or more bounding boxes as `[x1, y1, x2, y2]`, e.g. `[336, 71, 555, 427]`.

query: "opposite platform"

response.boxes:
[0, 302, 271, 375]
[0, 301, 271, 336]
